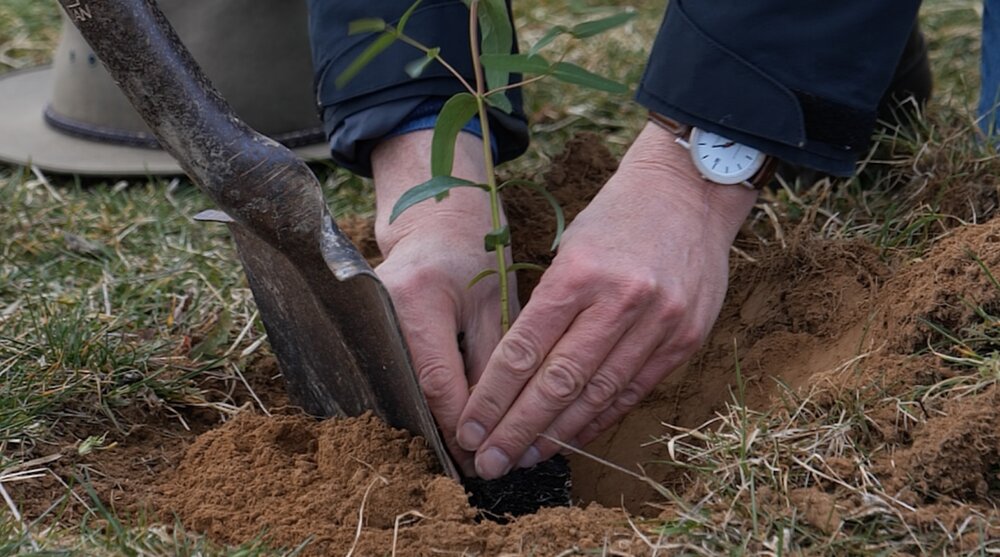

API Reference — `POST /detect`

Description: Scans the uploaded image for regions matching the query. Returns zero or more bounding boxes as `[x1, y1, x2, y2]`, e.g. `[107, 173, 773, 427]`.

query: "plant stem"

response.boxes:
[469, 0, 510, 333]
[485, 73, 548, 97]
[394, 31, 476, 94]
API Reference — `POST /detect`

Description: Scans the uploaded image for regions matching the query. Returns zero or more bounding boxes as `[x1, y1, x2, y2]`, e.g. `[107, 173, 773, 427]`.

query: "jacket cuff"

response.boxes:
[310, 1, 528, 176]
[636, 0, 911, 176]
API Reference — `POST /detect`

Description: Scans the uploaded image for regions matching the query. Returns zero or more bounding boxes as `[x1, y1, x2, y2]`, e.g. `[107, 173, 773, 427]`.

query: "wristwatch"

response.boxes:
[648, 111, 777, 190]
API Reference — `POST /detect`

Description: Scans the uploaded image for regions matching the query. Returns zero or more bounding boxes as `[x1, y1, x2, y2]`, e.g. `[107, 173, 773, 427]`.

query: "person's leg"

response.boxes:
[980, 0, 1000, 136]
[878, 20, 933, 127]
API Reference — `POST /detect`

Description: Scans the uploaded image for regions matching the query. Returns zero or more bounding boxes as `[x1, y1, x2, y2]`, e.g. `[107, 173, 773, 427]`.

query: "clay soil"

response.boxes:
[11, 134, 1000, 554]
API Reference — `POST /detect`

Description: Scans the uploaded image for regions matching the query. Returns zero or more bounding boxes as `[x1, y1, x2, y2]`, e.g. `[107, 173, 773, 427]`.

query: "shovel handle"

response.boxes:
[55, 0, 324, 251]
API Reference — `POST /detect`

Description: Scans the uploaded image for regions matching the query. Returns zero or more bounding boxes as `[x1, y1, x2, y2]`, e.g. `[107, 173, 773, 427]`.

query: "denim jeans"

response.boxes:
[981, 0, 1000, 134]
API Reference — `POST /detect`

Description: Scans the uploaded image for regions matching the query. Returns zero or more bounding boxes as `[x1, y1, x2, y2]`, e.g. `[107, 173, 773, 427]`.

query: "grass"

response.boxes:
[1, 0, 998, 554]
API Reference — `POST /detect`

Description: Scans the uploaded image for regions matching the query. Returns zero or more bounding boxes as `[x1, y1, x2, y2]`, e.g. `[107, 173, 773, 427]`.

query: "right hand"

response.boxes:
[371, 130, 515, 476]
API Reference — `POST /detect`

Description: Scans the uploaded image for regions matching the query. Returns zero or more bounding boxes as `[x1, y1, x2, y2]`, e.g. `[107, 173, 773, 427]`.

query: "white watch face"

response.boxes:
[689, 127, 765, 185]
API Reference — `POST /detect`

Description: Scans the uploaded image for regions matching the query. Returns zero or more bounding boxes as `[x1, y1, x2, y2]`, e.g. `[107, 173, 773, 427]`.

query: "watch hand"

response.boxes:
[712, 142, 735, 148]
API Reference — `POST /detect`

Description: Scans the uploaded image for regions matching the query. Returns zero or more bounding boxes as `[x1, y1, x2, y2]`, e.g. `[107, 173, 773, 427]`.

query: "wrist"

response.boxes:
[621, 122, 758, 236]
[372, 130, 495, 255]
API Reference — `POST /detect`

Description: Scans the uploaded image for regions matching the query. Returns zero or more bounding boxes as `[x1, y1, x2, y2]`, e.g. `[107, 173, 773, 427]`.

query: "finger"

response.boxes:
[470, 302, 637, 479]
[519, 319, 669, 468]
[462, 269, 520, 385]
[572, 340, 695, 449]
[391, 285, 476, 475]
[455, 280, 582, 453]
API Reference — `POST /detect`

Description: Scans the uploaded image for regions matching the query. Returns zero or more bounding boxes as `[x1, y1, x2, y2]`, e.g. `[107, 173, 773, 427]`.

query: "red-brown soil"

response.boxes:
[10, 134, 1000, 554]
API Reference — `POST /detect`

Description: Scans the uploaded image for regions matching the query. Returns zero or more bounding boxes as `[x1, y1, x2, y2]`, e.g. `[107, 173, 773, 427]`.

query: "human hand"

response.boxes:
[455, 122, 759, 479]
[371, 130, 516, 476]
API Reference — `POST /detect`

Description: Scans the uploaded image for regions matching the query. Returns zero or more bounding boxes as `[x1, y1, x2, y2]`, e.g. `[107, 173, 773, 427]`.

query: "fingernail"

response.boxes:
[475, 447, 511, 479]
[457, 421, 486, 451]
[459, 458, 477, 478]
[517, 446, 542, 469]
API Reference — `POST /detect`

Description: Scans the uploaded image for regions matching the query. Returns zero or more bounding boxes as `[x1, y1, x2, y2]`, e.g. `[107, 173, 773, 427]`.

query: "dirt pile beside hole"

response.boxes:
[155, 412, 636, 556]
[8, 354, 288, 521]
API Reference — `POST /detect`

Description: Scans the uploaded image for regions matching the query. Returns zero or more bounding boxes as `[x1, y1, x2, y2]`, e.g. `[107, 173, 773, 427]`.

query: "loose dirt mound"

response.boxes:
[158, 412, 634, 556]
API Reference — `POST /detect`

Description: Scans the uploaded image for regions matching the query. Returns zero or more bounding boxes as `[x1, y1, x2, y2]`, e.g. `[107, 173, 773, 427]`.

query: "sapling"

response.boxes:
[337, 0, 634, 333]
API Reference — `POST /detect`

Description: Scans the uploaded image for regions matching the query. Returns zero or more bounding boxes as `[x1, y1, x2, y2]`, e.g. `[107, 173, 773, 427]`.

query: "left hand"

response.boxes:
[455, 122, 759, 479]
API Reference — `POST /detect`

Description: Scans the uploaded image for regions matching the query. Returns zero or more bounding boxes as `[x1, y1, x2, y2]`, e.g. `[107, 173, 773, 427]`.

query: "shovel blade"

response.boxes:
[218, 212, 458, 479]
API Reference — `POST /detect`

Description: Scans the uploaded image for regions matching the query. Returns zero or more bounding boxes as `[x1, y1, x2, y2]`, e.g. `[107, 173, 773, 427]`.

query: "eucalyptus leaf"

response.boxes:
[348, 18, 386, 35]
[570, 11, 637, 38]
[508, 262, 547, 273]
[486, 92, 514, 114]
[528, 25, 567, 56]
[467, 262, 546, 288]
[405, 47, 440, 78]
[483, 225, 511, 252]
[397, 0, 423, 33]
[478, 0, 514, 92]
[480, 53, 551, 75]
[335, 32, 396, 89]
[431, 93, 479, 177]
[467, 268, 498, 289]
[551, 61, 628, 94]
[500, 179, 565, 250]
[390, 176, 486, 223]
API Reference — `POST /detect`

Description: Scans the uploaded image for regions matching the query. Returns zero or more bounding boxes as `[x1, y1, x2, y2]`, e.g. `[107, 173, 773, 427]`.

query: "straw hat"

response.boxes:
[0, 0, 329, 176]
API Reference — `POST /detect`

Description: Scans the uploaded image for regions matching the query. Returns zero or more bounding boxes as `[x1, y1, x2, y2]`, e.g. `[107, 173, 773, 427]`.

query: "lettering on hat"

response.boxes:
[64, 1, 92, 22]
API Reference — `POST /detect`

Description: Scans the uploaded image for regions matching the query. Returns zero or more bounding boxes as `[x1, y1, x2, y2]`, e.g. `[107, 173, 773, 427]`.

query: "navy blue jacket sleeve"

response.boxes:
[308, 0, 528, 177]
[637, 0, 922, 176]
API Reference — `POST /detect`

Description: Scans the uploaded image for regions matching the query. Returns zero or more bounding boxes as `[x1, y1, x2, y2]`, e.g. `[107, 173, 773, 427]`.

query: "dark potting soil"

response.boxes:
[463, 454, 571, 522]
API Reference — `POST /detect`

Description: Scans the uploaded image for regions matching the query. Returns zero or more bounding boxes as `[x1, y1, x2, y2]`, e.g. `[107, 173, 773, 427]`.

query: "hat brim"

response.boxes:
[0, 66, 331, 176]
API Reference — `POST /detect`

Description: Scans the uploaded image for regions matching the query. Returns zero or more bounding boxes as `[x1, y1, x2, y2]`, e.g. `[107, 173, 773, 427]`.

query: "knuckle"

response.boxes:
[653, 297, 686, 326]
[382, 266, 446, 302]
[538, 358, 589, 405]
[495, 420, 538, 449]
[579, 371, 623, 410]
[472, 388, 506, 419]
[617, 384, 646, 410]
[415, 358, 454, 403]
[498, 332, 544, 377]
[674, 328, 706, 355]
[620, 274, 659, 309]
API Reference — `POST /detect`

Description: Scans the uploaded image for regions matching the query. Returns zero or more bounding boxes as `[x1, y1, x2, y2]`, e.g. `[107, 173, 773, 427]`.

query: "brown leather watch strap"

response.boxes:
[647, 111, 777, 190]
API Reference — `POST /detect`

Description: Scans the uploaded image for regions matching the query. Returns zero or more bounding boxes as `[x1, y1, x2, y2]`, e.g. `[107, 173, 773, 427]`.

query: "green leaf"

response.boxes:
[467, 268, 498, 289]
[486, 92, 513, 114]
[431, 93, 479, 177]
[478, 0, 514, 92]
[551, 61, 628, 94]
[467, 262, 547, 288]
[509, 262, 547, 273]
[480, 53, 551, 75]
[335, 32, 396, 89]
[396, 0, 423, 34]
[569, 11, 637, 38]
[528, 25, 567, 56]
[389, 176, 486, 223]
[484, 225, 511, 252]
[348, 18, 386, 35]
[405, 47, 440, 78]
[500, 180, 565, 250]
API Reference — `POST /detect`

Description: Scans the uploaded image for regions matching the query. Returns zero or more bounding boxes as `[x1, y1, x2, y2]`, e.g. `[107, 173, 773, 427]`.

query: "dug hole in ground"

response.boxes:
[12, 134, 1000, 554]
